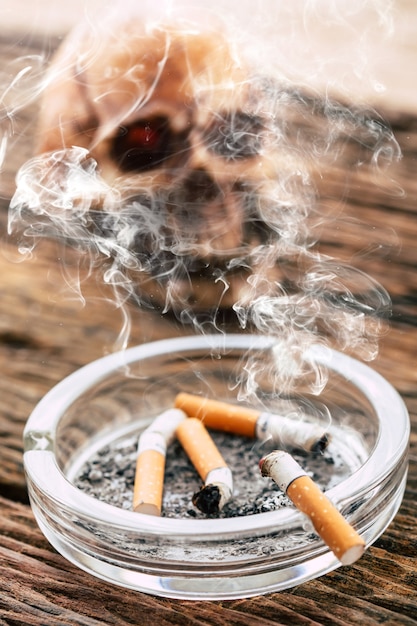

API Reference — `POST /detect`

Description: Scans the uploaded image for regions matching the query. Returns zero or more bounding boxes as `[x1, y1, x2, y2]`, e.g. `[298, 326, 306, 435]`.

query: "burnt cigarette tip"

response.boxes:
[192, 484, 222, 516]
[311, 433, 330, 454]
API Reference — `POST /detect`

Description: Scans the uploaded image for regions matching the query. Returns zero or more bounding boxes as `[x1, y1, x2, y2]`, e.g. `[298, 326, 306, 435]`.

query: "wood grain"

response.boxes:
[0, 27, 416, 626]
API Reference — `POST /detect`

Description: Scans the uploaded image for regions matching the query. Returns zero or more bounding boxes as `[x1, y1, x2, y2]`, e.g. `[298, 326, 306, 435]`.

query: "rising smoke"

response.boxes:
[4, 0, 402, 396]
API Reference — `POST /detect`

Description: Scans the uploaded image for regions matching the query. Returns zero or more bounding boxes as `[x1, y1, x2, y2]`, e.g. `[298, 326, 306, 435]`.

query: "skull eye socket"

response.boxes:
[110, 116, 174, 172]
[205, 112, 264, 160]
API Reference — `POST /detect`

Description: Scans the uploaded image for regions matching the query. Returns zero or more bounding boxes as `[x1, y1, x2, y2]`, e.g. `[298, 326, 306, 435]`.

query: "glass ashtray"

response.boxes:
[23, 334, 410, 600]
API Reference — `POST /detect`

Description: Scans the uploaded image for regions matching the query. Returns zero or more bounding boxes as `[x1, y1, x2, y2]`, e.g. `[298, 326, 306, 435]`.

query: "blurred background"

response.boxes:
[1, 0, 416, 113]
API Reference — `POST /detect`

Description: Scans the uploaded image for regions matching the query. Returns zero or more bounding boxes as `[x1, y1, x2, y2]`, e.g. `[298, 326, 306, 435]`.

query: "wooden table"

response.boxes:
[1, 16, 416, 626]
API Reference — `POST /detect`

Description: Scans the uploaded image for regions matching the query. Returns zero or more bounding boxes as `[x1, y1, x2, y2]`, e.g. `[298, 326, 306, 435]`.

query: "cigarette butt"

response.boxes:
[133, 408, 186, 515]
[175, 392, 258, 438]
[175, 392, 329, 452]
[260, 450, 365, 565]
[176, 417, 233, 515]
[133, 448, 165, 515]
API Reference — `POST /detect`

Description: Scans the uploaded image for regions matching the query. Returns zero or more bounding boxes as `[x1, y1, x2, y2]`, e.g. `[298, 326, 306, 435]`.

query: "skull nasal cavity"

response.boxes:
[183, 169, 220, 203]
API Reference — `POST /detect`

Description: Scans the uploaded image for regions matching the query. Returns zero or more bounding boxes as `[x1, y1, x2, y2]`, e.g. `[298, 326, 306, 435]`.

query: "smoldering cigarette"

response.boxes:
[259, 450, 366, 565]
[133, 408, 186, 515]
[175, 392, 329, 453]
[176, 417, 233, 516]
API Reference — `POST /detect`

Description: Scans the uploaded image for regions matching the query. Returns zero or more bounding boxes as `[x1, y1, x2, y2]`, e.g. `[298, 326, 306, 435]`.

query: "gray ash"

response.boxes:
[74, 429, 349, 519]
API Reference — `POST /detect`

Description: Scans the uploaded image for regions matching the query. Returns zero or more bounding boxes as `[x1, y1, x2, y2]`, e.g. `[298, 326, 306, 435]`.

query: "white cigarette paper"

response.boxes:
[256, 412, 329, 452]
[204, 466, 233, 510]
[260, 450, 366, 565]
[133, 408, 186, 515]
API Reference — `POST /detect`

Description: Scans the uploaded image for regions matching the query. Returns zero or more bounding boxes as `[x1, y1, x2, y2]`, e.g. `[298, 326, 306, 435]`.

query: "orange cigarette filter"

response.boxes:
[133, 448, 165, 516]
[175, 392, 258, 438]
[133, 408, 186, 516]
[260, 450, 365, 565]
[176, 417, 228, 481]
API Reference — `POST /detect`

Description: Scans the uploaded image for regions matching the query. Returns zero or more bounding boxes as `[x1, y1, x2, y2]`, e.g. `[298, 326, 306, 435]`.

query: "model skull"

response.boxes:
[30, 12, 310, 311]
